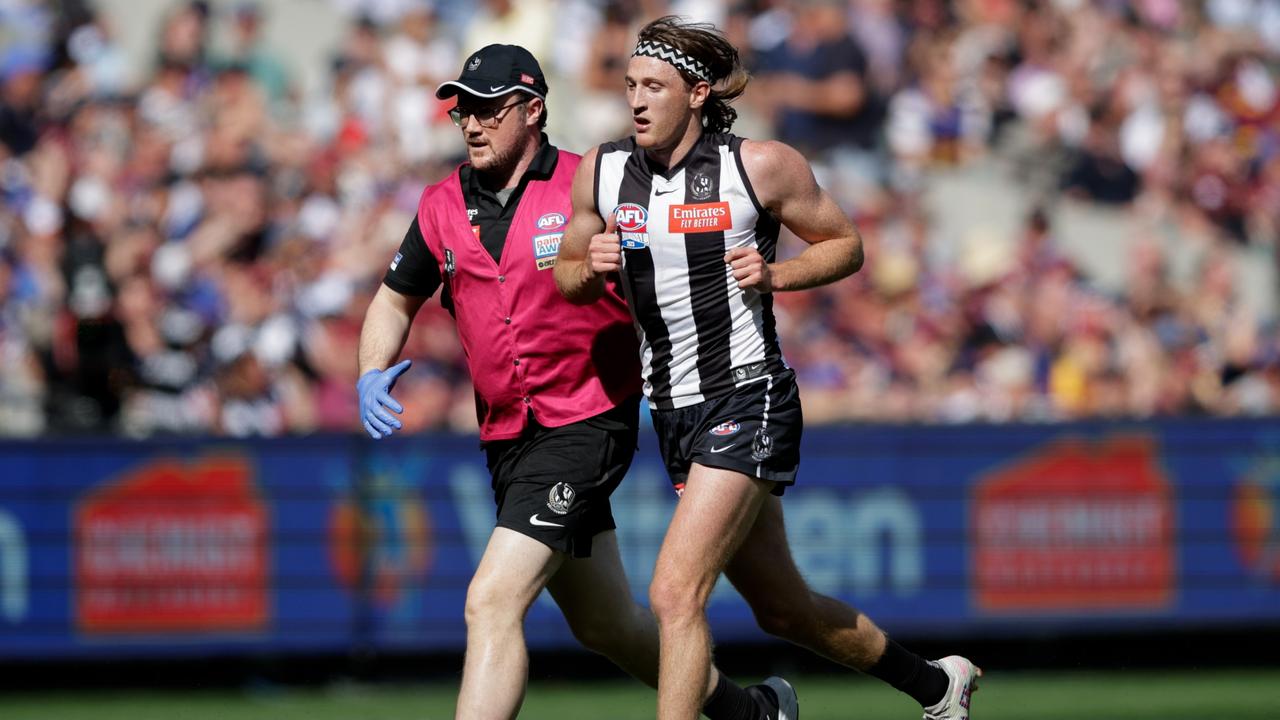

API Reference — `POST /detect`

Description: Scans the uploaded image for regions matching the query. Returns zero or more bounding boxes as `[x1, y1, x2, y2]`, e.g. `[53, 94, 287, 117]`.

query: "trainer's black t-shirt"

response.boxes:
[383, 137, 559, 297]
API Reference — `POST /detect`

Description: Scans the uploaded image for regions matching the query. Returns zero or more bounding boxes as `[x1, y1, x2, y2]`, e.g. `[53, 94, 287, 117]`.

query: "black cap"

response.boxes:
[435, 44, 548, 100]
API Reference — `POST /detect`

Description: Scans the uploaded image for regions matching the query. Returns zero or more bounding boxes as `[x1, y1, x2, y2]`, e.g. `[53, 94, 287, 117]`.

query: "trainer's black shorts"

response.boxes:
[651, 370, 802, 496]
[484, 395, 640, 558]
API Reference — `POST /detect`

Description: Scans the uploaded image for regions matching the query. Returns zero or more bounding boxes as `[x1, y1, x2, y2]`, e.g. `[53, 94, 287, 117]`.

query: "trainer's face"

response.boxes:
[625, 55, 704, 151]
[455, 91, 539, 173]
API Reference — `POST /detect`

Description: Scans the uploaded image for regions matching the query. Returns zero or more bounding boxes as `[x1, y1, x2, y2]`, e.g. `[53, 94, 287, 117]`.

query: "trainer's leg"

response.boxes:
[725, 494, 950, 707]
[549, 530, 781, 720]
[456, 527, 563, 720]
[649, 464, 771, 720]
[545, 530, 662, 687]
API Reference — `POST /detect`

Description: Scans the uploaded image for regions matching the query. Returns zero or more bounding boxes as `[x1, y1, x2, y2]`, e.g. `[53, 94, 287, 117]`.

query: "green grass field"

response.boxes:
[3, 669, 1278, 720]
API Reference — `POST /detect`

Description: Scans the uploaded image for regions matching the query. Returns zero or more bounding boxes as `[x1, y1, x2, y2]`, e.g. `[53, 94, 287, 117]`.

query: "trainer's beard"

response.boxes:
[469, 138, 519, 175]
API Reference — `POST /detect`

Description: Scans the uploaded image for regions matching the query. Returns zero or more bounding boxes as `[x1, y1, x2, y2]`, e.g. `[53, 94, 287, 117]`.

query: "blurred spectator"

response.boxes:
[381, 1, 457, 163]
[222, 3, 290, 105]
[577, 0, 640, 145]
[463, 0, 555, 67]
[753, 0, 884, 203]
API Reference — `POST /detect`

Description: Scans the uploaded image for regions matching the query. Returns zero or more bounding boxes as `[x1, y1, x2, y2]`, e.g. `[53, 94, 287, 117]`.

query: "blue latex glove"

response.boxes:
[357, 359, 412, 439]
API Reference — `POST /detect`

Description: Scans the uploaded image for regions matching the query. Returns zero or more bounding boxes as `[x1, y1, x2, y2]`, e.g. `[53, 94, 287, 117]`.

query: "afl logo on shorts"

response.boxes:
[537, 212, 566, 231]
[709, 421, 740, 437]
[547, 482, 576, 515]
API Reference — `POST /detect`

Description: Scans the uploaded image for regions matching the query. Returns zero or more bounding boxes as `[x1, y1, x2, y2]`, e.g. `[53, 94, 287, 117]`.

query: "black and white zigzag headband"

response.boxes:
[633, 40, 713, 84]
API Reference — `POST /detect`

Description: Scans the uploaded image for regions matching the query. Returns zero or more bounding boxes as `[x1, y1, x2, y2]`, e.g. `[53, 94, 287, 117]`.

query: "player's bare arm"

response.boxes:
[357, 284, 427, 374]
[726, 139, 864, 292]
[554, 146, 620, 305]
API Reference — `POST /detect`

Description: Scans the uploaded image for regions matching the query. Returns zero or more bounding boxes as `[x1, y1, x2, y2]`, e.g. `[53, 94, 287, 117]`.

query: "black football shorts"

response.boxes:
[484, 396, 639, 558]
[651, 370, 802, 496]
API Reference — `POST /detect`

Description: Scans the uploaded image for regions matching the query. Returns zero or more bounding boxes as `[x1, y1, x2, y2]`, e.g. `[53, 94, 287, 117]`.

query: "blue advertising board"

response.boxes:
[1, 420, 1279, 660]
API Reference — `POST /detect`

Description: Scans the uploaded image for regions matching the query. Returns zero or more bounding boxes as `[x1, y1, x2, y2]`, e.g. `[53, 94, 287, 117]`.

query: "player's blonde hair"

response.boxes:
[636, 16, 749, 134]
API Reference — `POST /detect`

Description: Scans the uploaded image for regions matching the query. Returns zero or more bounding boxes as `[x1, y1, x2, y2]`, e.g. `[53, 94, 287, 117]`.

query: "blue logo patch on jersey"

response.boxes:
[537, 212, 566, 231]
[533, 232, 562, 270]
[390, 252, 402, 271]
[709, 421, 741, 437]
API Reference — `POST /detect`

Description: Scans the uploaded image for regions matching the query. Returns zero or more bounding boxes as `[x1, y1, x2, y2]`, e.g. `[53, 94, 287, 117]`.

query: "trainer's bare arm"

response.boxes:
[726, 140, 865, 292]
[358, 284, 427, 375]
[555, 147, 619, 305]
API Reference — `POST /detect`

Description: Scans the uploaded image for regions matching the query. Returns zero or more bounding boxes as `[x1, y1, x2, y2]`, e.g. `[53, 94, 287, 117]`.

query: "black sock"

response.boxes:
[703, 671, 772, 720]
[865, 638, 950, 708]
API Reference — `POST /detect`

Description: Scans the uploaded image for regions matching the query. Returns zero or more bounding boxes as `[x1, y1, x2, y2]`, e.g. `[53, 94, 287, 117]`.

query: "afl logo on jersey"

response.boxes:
[537, 212, 566, 231]
[709, 421, 740, 437]
[614, 203, 650, 250]
[614, 203, 648, 231]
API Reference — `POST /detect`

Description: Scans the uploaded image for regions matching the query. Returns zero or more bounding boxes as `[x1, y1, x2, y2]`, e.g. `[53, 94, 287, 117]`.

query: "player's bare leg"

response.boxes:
[456, 527, 562, 720]
[649, 464, 771, 720]
[726, 494, 976, 716]
[725, 494, 887, 669]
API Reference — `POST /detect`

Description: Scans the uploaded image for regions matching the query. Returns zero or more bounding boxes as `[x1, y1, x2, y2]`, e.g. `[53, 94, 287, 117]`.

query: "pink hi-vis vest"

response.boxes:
[416, 150, 640, 441]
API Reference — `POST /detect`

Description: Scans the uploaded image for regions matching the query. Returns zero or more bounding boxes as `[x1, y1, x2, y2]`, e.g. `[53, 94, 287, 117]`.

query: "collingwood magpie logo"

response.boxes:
[751, 428, 774, 462]
[690, 173, 713, 200]
[467, 55, 482, 71]
[546, 482, 576, 515]
[444, 248, 456, 276]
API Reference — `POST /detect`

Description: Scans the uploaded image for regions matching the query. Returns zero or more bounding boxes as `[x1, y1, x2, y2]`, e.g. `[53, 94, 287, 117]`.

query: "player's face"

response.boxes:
[455, 92, 532, 172]
[625, 55, 698, 151]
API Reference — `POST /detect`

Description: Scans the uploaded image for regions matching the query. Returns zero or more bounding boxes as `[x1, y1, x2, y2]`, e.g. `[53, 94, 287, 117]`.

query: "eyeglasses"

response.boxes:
[449, 99, 525, 128]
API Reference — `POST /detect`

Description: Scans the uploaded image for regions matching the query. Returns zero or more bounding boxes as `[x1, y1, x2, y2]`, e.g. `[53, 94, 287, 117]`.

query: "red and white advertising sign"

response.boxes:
[972, 436, 1174, 612]
[75, 457, 269, 633]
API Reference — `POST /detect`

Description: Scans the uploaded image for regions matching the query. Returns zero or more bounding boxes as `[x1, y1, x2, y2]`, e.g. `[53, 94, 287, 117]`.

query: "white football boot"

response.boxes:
[922, 656, 982, 720]
[762, 676, 799, 720]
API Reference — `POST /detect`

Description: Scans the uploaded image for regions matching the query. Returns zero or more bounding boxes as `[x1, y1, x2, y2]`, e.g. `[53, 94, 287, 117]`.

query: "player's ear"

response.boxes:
[688, 80, 711, 110]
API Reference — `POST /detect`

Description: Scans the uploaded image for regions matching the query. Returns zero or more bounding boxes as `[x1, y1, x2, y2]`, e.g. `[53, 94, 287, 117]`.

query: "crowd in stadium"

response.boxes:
[1, 0, 1278, 436]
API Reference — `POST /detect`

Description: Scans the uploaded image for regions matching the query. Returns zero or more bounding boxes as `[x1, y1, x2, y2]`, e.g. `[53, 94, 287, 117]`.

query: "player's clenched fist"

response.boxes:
[587, 212, 623, 278]
[726, 246, 772, 291]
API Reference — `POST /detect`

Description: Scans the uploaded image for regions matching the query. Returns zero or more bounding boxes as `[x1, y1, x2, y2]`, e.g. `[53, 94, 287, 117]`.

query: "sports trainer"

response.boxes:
[357, 44, 793, 720]
[555, 17, 981, 720]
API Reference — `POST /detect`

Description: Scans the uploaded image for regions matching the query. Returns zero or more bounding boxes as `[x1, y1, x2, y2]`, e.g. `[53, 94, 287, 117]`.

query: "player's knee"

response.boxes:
[463, 577, 524, 630]
[750, 602, 801, 639]
[648, 574, 704, 626]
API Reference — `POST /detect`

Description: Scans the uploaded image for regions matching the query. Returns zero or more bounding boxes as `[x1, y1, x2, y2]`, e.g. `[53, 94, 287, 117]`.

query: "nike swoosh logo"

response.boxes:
[529, 514, 565, 527]
[709, 444, 735, 453]
[490, 85, 505, 92]
[654, 188, 678, 196]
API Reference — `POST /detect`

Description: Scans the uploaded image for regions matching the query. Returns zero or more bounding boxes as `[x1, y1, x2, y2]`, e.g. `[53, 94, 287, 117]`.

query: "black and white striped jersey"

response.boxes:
[594, 132, 786, 410]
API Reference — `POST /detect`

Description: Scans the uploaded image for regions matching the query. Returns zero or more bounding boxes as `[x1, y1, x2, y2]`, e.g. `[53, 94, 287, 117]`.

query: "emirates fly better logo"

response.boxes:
[669, 202, 732, 233]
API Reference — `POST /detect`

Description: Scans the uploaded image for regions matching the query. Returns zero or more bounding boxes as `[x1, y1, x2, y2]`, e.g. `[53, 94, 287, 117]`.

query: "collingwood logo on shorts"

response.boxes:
[547, 482, 576, 515]
[751, 428, 774, 462]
